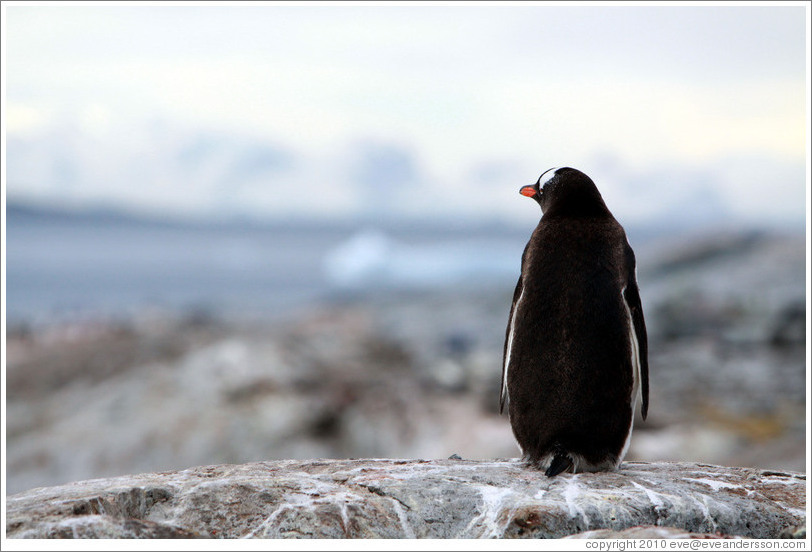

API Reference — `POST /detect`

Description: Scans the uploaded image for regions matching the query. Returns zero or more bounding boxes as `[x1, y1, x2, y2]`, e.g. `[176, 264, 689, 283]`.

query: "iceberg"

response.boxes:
[322, 228, 521, 290]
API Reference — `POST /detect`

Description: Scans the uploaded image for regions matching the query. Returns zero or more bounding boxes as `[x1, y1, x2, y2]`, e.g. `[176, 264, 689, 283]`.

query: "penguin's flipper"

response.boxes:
[545, 452, 573, 477]
[624, 245, 649, 420]
[501, 273, 524, 414]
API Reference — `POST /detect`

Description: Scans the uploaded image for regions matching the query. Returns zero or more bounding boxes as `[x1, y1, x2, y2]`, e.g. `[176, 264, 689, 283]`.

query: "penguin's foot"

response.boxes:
[545, 453, 574, 477]
[522, 452, 573, 475]
[523, 449, 619, 475]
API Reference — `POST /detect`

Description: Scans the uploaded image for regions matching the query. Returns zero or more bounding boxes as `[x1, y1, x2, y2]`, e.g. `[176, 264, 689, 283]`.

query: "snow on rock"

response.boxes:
[6, 459, 805, 539]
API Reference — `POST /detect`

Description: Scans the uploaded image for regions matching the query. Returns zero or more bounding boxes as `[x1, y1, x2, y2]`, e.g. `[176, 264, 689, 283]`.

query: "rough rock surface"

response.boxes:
[565, 526, 746, 539]
[6, 459, 806, 539]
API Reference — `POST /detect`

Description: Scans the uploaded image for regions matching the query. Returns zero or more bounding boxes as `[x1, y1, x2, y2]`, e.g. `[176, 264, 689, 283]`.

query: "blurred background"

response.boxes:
[3, 4, 808, 495]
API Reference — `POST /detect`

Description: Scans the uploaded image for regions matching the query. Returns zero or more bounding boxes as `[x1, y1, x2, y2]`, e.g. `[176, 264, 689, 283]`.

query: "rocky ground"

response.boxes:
[5, 459, 806, 539]
[4, 229, 808, 496]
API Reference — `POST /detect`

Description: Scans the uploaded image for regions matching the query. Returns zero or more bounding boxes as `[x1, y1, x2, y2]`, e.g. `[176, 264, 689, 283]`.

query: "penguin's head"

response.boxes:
[519, 167, 608, 216]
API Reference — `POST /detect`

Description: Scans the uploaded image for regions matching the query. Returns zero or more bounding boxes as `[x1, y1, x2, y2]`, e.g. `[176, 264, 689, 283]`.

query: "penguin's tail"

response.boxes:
[545, 447, 574, 477]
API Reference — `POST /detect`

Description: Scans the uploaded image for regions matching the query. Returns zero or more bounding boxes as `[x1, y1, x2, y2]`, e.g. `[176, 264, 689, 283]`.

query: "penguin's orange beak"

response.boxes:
[520, 185, 537, 198]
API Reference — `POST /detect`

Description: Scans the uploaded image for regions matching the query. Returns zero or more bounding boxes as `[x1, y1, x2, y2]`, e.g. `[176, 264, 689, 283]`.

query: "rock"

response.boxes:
[769, 302, 806, 347]
[778, 525, 806, 539]
[6, 460, 805, 539]
[565, 526, 746, 539]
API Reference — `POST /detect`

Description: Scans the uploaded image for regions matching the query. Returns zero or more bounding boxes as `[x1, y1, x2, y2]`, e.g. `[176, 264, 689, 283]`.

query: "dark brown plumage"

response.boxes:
[501, 167, 648, 476]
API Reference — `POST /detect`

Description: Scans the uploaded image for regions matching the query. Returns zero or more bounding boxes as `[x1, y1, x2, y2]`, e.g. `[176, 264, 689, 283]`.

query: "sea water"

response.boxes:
[5, 207, 528, 325]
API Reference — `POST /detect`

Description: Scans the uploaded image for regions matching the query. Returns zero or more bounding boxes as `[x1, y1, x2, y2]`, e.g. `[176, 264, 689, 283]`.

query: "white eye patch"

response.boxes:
[537, 167, 559, 188]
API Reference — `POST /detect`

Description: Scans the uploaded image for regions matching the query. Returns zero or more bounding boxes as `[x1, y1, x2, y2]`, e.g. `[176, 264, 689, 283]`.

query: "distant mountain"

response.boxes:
[5, 200, 219, 231]
[4, 199, 536, 240]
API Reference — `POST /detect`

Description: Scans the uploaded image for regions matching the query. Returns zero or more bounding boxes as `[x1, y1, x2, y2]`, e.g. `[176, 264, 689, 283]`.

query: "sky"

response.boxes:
[3, 2, 810, 228]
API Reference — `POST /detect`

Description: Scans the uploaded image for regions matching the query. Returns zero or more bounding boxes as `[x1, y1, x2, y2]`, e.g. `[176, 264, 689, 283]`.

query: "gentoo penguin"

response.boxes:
[500, 167, 648, 477]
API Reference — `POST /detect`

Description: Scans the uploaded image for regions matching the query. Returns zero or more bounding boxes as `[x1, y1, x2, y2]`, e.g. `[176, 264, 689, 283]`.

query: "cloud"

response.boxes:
[4, 5, 808, 227]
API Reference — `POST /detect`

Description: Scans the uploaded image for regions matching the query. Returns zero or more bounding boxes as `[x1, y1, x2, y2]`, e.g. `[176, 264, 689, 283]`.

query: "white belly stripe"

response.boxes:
[502, 286, 526, 407]
[622, 286, 642, 410]
[619, 285, 641, 464]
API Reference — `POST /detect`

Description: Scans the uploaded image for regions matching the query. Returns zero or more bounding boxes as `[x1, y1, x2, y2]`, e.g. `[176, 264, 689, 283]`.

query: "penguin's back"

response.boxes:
[507, 214, 635, 469]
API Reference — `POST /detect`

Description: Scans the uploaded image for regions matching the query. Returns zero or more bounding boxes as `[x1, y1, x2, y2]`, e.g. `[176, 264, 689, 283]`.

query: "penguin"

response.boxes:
[500, 167, 648, 477]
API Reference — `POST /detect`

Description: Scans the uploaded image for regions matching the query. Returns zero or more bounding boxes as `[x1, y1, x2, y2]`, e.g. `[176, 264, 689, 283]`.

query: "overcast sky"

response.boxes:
[3, 2, 809, 227]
